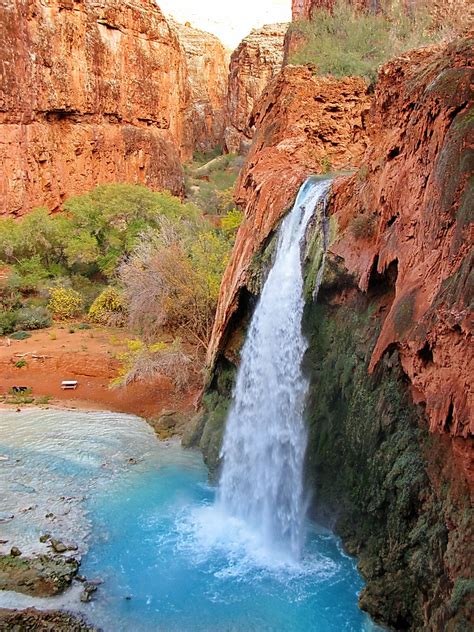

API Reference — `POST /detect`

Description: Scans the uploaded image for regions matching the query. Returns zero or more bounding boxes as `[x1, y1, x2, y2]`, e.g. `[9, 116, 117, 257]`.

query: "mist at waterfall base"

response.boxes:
[0, 410, 376, 631]
[0, 179, 379, 630]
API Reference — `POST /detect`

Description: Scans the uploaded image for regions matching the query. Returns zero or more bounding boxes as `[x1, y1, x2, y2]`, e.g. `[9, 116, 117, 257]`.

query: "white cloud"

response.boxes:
[157, 0, 291, 49]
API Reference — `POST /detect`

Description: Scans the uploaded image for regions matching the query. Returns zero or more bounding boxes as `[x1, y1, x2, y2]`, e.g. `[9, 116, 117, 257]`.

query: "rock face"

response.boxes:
[208, 65, 371, 365]
[223, 24, 288, 154]
[330, 39, 473, 441]
[0, 0, 192, 216]
[199, 34, 473, 630]
[171, 21, 230, 153]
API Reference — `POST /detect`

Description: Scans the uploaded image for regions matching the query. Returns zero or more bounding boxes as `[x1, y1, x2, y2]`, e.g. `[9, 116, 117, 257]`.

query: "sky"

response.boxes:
[157, 0, 291, 49]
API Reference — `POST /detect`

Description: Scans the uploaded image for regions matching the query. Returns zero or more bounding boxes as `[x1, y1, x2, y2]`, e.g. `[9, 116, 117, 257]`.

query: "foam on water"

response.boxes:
[0, 409, 379, 631]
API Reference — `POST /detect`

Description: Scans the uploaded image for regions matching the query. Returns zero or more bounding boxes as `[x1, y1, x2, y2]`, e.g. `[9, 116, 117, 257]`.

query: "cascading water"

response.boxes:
[218, 177, 332, 559]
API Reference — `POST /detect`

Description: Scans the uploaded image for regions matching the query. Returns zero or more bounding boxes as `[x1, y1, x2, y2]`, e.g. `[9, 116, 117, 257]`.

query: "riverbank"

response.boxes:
[0, 326, 200, 424]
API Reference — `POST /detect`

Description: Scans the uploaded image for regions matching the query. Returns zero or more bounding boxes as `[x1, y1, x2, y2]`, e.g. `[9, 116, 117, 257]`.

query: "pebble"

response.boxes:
[39, 533, 51, 543]
[10, 546, 21, 557]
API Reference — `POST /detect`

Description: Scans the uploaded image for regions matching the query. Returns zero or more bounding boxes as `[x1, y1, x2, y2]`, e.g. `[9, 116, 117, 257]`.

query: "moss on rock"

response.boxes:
[301, 265, 472, 630]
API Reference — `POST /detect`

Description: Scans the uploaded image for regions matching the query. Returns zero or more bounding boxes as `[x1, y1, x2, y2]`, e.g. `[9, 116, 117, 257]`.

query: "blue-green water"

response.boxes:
[0, 410, 377, 631]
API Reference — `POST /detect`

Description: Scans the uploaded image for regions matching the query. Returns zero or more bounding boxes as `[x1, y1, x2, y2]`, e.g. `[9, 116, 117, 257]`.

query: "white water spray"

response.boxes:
[218, 177, 332, 559]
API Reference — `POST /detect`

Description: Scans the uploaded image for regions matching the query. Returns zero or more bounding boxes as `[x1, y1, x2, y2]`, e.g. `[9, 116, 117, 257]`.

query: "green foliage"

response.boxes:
[320, 155, 332, 174]
[15, 306, 51, 331]
[120, 214, 232, 350]
[185, 154, 243, 215]
[289, 0, 440, 82]
[48, 286, 83, 320]
[14, 359, 28, 368]
[0, 310, 17, 335]
[10, 331, 31, 340]
[6, 387, 34, 404]
[221, 209, 244, 234]
[88, 287, 125, 326]
[62, 184, 199, 275]
[0, 185, 200, 285]
[112, 338, 191, 390]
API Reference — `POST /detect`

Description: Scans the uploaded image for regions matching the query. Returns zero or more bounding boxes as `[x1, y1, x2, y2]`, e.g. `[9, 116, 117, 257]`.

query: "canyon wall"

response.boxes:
[223, 23, 288, 155]
[191, 34, 473, 630]
[171, 21, 230, 153]
[208, 65, 371, 365]
[0, 0, 192, 216]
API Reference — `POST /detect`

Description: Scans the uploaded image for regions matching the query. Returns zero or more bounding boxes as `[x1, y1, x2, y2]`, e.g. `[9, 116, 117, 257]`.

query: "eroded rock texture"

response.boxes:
[223, 23, 288, 154]
[172, 20, 230, 153]
[331, 38, 473, 441]
[199, 34, 473, 630]
[0, 0, 191, 215]
[208, 65, 371, 365]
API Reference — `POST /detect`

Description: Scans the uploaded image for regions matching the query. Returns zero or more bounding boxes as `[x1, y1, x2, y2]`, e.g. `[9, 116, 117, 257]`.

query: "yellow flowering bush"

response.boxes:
[47, 286, 83, 320]
[88, 287, 125, 326]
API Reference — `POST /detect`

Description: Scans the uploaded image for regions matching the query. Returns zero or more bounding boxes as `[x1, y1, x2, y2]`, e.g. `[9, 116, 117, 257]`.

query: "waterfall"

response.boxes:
[217, 177, 332, 559]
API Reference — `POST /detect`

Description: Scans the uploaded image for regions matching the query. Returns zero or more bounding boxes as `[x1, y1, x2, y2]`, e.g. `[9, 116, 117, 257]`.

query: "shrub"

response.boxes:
[120, 218, 230, 351]
[221, 209, 244, 234]
[88, 287, 126, 326]
[48, 286, 83, 320]
[7, 387, 33, 404]
[14, 359, 28, 368]
[112, 339, 192, 391]
[10, 331, 31, 340]
[15, 306, 51, 331]
[289, 0, 442, 82]
[0, 310, 17, 336]
[350, 212, 376, 239]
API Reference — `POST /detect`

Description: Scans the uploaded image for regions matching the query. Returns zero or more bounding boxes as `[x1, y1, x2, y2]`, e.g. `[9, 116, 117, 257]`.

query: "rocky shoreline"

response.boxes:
[0, 607, 98, 631]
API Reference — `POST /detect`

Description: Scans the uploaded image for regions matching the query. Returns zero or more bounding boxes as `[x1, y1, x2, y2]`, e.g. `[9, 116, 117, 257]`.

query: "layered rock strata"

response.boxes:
[171, 21, 230, 153]
[223, 23, 288, 154]
[195, 34, 473, 630]
[208, 65, 371, 365]
[0, 0, 191, 215]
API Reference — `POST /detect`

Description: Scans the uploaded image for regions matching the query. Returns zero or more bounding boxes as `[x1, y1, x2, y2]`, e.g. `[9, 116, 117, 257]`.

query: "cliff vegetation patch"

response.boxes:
[289, 0, 467, 82]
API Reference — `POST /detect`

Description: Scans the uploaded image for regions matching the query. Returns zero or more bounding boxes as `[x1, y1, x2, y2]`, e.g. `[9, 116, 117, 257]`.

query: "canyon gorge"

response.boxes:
[0, 0, 472, 631]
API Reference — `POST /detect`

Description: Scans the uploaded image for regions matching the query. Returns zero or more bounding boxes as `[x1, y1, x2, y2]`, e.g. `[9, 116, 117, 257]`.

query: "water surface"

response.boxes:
[0, 410, 377, 631]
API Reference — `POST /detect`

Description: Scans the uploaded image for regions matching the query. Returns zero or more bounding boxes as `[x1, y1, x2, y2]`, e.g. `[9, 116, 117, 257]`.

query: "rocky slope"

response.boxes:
[193, 34, 473, 630]
[171, 21, 230, 153]
[0, 0, 192, 216]
[223, 24, 288, 154]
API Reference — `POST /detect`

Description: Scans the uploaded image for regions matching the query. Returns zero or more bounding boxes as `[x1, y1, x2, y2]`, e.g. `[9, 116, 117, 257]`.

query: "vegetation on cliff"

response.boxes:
[288, 0, 467, 81]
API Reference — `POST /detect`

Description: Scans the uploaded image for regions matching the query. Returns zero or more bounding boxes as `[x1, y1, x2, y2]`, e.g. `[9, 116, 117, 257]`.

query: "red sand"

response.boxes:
[0, 326, 199, 419]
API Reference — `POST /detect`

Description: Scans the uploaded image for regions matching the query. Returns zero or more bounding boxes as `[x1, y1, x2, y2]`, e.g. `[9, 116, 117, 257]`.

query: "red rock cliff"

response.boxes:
[209, 65, 371, 363]
[210, 35, 473, 445]
[330, 38, 473, 440]
[0, 0, 192, 216]
[223, 24, 288, 155]
[171, 21, 230, 153]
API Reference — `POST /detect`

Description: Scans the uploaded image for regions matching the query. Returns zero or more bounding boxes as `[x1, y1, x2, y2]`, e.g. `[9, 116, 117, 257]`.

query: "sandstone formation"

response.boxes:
[330, 38, 473, 441]
[171, 21, 230, 153]
[198, 34, 473, 630]
[0, 0, 192, 216]
[208, 65, 371, 364]
[223, 24, 288, 154]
